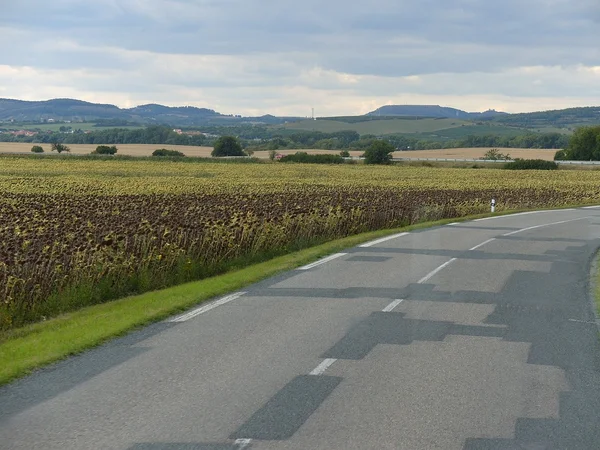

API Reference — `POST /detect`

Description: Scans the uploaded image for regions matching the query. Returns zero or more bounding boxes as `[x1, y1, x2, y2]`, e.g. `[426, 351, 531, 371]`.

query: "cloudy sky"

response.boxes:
[1, 0, 599, 116]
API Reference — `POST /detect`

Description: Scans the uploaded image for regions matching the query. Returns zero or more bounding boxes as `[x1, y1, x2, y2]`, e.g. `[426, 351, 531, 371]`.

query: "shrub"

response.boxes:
[363, 140, 395, 164]
[152, 149, 185, 157]
[211, 136, 245, 157]
[339, 150, 350, 157]
[482, 148, 511, 161]
[92, 145, 118, 155]
[31, 145, 44, 153]
[554, 149, 568, 161]
[279, 152, 345, 164]
[504, 159, 558, 170]
[51, 142, 70, 153]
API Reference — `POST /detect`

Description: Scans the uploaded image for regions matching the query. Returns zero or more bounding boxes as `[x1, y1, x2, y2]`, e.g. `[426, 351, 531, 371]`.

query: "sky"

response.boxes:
[1, 0, 599, 116]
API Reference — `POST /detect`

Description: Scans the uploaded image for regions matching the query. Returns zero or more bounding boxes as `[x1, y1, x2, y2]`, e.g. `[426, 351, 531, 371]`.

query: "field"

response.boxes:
[0, 143, 559, 161]
[2, 155, 600, 330]
[394, 148, 558, 161]
[272, 118, 473, 135]
[270, 118, 539, 137]
[0, 142, 215, 157]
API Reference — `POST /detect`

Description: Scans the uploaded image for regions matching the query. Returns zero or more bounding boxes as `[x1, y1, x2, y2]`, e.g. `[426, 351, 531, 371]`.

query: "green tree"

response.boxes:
[362, 140, 395, 164]
[211, 136, 245, 157]
[561, 125, 600, 160]
[31, 145, 44, 153]
[51, 142, 70, 153]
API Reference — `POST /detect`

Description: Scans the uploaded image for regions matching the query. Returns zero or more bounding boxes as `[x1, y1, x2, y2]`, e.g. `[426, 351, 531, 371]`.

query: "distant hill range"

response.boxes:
[367, 105, 508, 120]
[0, 98, 296, 126]
[0, 98, 599, 130]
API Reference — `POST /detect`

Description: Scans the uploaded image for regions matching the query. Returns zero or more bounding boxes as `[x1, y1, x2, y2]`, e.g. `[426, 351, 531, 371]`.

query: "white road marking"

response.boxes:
[418, 258, 457, 284]
[382, 299, 404, 312]
[448, 222, 460, 226]
[569, 319, 597, 324]
[474, 211, 542, 221]
[469, 238, 495, 251]
[583, 205, 600, 209]
[235, 438, 252, 449]
[169, 292, 246, 322]
[561, 209, 576, 211]
[298, 253, 347, 270]
[506, 211, 543, 217]
[309, 358, 337, 376]
[359, 232, 409, 248]
[502, 217, 587, 237]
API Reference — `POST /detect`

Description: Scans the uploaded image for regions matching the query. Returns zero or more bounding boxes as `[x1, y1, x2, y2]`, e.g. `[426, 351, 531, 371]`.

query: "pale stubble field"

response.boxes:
[0, 142, 558, 160]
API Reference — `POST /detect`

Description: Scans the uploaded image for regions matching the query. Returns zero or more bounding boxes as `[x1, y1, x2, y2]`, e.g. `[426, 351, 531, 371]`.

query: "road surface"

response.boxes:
[2, 207, 600, 449]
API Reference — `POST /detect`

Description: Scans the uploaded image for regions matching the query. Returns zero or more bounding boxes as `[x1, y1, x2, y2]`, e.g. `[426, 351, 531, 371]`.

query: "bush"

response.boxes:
[339, 150, 350, 157]
[362, 140, 395, 164]
[482, 148, 511, 161]
[31, 145, 44, 153]
[152, 149, 185, 157]
[279, 152, 345, 164]
[504, 159, 558, 170]
[51, 142, 70, 153]
[211, 136, 245, 157]
[92, 145, 118, 155]
[554, 149, 568, 161]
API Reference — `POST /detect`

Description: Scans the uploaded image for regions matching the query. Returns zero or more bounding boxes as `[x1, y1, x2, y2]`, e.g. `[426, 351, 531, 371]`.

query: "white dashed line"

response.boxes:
[309, 359, 337, 376]
[469, 238, 495, 251]
[382, 299, 404, 312]
[569, 319, 597, 324]
[169, 292, 246, 322]
[502, 217, 586, 237]
[448, 222, 460, 226]
[298, 253, 347, 270]
[418, 258, 457, 284]
[359, 232, 409, 248]
[235, 438, 252, 449]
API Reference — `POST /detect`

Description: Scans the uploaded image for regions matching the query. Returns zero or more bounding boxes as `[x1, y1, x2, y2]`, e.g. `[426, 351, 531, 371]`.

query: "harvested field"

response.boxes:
[0, 142, 215, 157]
[395, 147, 558, 161]
[0, 143, 559, 161]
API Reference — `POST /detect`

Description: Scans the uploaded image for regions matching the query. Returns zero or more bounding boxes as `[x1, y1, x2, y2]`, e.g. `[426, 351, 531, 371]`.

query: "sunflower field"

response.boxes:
[1, 156, 599, 329]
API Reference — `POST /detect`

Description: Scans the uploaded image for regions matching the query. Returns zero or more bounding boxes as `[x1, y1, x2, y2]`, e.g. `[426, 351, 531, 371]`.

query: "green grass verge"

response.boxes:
[0, 205, 594, 386]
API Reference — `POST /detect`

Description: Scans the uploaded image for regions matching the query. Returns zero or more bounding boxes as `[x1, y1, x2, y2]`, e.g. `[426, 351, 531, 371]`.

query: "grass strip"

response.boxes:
[0, 205, 592, 386]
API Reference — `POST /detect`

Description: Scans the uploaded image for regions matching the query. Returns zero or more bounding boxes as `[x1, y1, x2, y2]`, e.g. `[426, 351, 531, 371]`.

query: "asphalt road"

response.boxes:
[2, 207, 600, 449]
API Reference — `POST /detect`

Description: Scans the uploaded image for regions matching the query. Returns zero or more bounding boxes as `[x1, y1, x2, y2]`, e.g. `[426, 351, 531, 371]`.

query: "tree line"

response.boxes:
[0, 124, 571, 151]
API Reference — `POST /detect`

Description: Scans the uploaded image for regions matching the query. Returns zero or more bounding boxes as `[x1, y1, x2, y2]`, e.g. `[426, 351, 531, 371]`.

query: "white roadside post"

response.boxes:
[491, 198, 496, 213]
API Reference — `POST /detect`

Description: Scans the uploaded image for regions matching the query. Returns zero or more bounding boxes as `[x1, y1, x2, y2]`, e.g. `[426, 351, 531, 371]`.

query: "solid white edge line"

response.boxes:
[382, 299, 404, 312]
[418, 258, 457, 284]
[235, 438, 252, 449]
[359, 232, 409, 248]
[448, 222, 460, 226]
[469, 238, 495, 251]
[297, 253, 347, 270]
[583, 205, 600, 209]
[170, 292, 246, 322]
[474, 211, 542, 221]
[309, 358, 337, 376]
[502, 217, 586, 237]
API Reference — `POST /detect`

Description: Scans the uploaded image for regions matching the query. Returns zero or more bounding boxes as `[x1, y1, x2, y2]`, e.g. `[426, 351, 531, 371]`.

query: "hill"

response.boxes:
[367, 105, 507, 120]
[0, 98, 299, 126]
